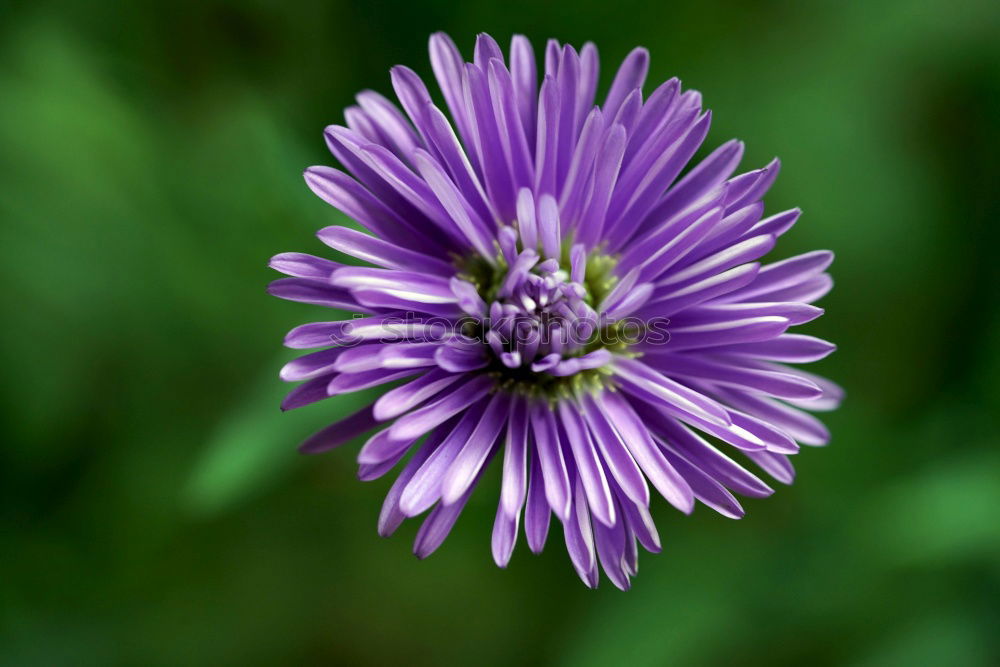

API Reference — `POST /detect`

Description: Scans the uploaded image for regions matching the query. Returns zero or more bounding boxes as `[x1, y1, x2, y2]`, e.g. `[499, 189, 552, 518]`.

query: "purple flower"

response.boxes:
[269, 32, 841, 589]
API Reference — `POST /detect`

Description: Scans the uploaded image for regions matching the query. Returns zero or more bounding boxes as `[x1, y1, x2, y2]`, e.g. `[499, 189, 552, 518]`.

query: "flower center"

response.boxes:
[455, 231, 631, 398]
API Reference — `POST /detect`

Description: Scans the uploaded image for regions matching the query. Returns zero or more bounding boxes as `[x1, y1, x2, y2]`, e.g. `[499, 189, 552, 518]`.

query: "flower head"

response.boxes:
[269, 32, 841, 589]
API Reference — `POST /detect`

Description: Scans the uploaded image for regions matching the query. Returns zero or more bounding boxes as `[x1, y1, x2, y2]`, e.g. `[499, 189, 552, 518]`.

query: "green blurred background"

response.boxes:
[2, 0, 998, 664]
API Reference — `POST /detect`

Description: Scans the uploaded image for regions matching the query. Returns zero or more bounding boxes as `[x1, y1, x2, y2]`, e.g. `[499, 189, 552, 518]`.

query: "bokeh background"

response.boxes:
[3, 0, 999, 664]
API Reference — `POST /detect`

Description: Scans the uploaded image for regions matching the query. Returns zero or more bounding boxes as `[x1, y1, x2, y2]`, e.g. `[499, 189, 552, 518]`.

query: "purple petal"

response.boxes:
[428, 32, 477, 162]
[344, 105, 382, 145]
[281, 374, 335, 411]
[557, 401, 615, 527]
[515, 188, 539, 252]
[333, 341, 438, 373]
[725, 250, 834, 302]
[534, 76, 561, 197]
[358, 427, 417, 467]
[544, 39, 561, 78]
[726, 157, 780, 212]
[435, 338, 489, 373]
[732, 359, 844, 411]
[413, 458, 486, 559]
[330, 343, 397, 373]
[608, 100, 703, 227]
[304, 166, 433, 250]
[327, 368, 419, 395]
[634, 389, 771, 453]
[658, 315, 791, 351]
[323, 127, 461, 249]
[637, 263, 760, 318]
[607, 112, 712, 249]
[658, 139, 744, 214]
[710, 335, 837, 363]
[501, 395, 530, 516]
[281, 346, 357, 382]
[317, 226, 454, 275]
[622, 78, 680, 170]
[759, 273, 834, 304]
[579, 393, 650, 507]
[597, 266, 639, 314]
[331, 267, 456, 304]
[603, 47, 649, 118]
[373, 368, 463, 421]
[620, 199, 723, 281]
[592, 496, 631, 590]
[283, 315, 441, 350]
[420, 101, 499, 225]
[553, 45, 581, 191]
[377, 429, 443, 536]
[576, 42, 599, 128]
[713, 387, 830, 446]
[537, 193, 562, 260]
[388, 65, 437, 148]
[349, 288, 460, 317]
[524, 447, 552, 553]
[473, 32, 504, 71]
[463, 62, 517, 220]
[721, 168, 763, 208]
[576, 123, 627, 248]
[355, 90, 421, 162]
[487, 59, 535, 192]
[509, 35, 538, 146]
[658, 234, 775, 291]
[613, 88, 643, 133]
[357, 138, 468, 238]
[642, 412, 773, 498]
[380, 342, 446, 370]
[548, 349, 612, 377]
[726, 408, 800, 454]
[388, 374, 492, 442]
[641, 353, 823, 400]
[665, 302, 823, 328]
[622, 520, 639, 576]
[612, 357, 732, 427]
[491, 502, 520, 568]
[440, 393, 509, 503]
[682, 202, 766, 266]
[529, 400, 572, 521]
[597, 391, 695, 514]
[298, 404, 379, 455]
[744, 449, 796, 485]
[412, 148, 498, 260]
[358, 457, 404, 482]
[742, 208, 801, 241]
[399, 396, 490, 516]
[269, 252, 341, 279]
[559, 108, 606, 225]
[603, 282, 654, 321]
[268, 277, 364, 311]
[660, 448, 744, 519]
[561, 477, 598, 588]
[613, 482, 661, 553]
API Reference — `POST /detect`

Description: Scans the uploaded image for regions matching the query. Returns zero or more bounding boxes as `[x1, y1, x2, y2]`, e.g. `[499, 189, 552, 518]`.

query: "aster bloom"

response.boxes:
[269, 32, 841, 589]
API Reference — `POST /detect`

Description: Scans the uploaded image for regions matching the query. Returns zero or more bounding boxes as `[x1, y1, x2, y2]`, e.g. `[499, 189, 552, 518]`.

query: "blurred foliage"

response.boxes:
[1, 0, 999, 664]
